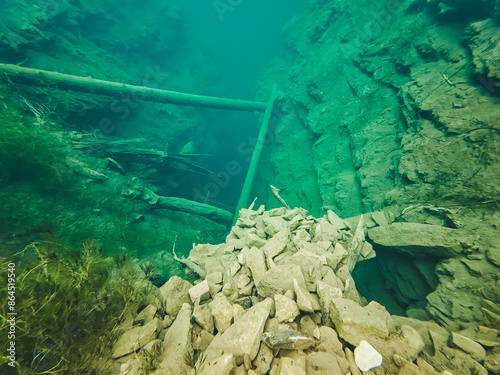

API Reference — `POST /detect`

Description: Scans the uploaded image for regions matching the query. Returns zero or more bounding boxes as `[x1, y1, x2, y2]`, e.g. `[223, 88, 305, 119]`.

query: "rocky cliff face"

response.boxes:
[256, 0, 500, 332]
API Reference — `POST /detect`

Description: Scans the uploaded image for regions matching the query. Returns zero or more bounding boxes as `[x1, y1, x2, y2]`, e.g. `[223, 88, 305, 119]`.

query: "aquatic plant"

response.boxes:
[0, 239, 153, 374]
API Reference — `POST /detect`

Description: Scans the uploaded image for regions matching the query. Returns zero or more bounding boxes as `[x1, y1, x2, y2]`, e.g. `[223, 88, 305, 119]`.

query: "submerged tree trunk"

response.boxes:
[0, 63, 268, 112]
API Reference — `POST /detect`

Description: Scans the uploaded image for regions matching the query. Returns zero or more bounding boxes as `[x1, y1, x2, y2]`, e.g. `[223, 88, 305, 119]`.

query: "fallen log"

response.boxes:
[155, 196, 233, 224]
[0, 63, 268, 112]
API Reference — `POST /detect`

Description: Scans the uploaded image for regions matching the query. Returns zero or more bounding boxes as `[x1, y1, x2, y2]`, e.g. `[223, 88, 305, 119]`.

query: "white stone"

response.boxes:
[189, 280, 210, 303]
[354, 340, 383, 372]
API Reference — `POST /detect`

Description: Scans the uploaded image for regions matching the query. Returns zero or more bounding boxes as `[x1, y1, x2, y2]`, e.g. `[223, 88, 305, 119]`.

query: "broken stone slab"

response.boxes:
[209, 295, 234, 334]
[254, 342, 274, 374]
[245, 233, 267, 248]
[330, 242, 349, 270]
[189, 280, 210, 303]
[261, 228, 290, 260]
[241, 247, 267, 287]
[316, 280, 342, 325]
[206, 271, 223, 284]
[330, 299, 392, 346]
[316, 326, 345, 358]
[159, 303, 194, 375]
[236, 217, 256, 228]
[313, 218, 338, 243]
[482, 307, 500, 330]
[193, 303, 214, 334]
[306, 352, 345, 375]
[354, 340, 383, 372]
[262, 216, 288, 236]
[159, 304, 194, 374]
[290, 249, 324, 291]
[159, 276, 193, 317]
[283, 207, 308, 220]
[277, 356, 306, 375]
[112, 318, 161, 358]
[274, 294, 300, 323]
[327, 210, 348, 231]
[368, 222, 467, 257]
[133, 304, 157, 326]
[451, 332, 486, 362]
[192, 325, 214, 351]
[269, 207, 286, 217]
[392, 315, 449, 355]
[220, 254, 241, 277]
[205, 298, 273, 365]
[370, 211, 389, 227]
[347, 215, 365, 272]
[457, 325, 500, 348]
[256, 263, 308, 298]
[198, 353, 235, 375]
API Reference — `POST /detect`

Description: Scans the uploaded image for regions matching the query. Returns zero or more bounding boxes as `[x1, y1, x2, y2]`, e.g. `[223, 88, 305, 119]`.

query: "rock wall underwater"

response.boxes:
[254, 0, 500, 333]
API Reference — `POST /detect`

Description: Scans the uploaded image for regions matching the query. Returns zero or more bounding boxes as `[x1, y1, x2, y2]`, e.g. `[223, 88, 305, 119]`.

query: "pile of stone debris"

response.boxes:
[110, 206, 499, 375]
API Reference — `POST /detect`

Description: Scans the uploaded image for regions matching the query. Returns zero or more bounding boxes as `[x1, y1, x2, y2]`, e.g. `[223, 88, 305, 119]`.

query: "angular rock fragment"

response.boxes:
[112, 318, 161, 358]
[274, 294, 300, 322]
[189, 280, 210, 303]
[159, 276, 193, 316]
[256, 263, 307, 298]
[209, 295, 234, 334]
[159, 304, 194, 374]
[368, 223, 466, 257]
[330, 299, 391, 345]
[205, 298, 273, 365]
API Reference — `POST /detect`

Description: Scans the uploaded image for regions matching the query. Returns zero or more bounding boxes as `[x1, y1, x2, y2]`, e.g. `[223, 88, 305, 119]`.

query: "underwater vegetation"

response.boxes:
[0, 238, 157, 374]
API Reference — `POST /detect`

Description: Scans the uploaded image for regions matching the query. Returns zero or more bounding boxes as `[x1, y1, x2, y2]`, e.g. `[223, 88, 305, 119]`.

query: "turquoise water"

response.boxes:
[177, 0, 307, 98]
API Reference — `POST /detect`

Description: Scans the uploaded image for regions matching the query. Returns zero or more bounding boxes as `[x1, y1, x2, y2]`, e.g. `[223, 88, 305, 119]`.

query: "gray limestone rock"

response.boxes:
[209, 295, 234, 334]
[368, 222, 466, 257]
[159, 304, 194, 374]
[261, 228, 290, 260]
[193, 303, 214, 334]
[159, 276, 193, 317]
[306, 352, 342, 375]
[133, 305, 157, 326]
[451, 332, 486, 362]
[204, 298, 273, 365]
[241, 247, 267, 287]
[256, 263, 308, 298]
[112, 318, 161, 358]
[274, 294, 300, 323]
[198, 353, 235, 375]
[329, 299, 391, 346]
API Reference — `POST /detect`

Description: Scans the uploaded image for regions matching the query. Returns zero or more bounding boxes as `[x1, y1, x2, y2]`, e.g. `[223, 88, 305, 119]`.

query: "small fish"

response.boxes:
[262, 329, 314, 350]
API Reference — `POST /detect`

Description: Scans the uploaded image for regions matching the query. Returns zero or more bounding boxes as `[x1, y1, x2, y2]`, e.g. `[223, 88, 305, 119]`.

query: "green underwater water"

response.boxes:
[0, 0, 499, 373]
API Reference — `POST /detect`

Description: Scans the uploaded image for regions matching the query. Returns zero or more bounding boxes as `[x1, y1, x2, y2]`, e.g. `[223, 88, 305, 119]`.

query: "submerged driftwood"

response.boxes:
[0, 63, 267, 112]
[155, 196, 233, 223]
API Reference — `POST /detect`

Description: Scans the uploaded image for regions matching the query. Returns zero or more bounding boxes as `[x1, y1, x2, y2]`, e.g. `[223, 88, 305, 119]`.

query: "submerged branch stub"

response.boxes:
[0, 63, 268, 112]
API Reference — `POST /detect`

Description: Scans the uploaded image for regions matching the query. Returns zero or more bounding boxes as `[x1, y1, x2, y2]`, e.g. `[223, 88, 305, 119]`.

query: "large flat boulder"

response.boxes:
[368, 223, 465, 257]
